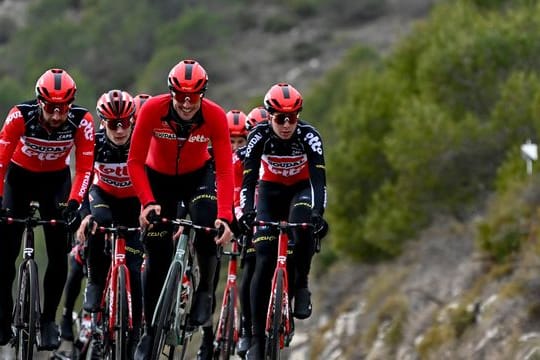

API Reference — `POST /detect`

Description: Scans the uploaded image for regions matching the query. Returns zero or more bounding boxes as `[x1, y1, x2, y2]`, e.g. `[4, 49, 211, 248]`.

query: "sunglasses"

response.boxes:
[40, 100, 72, 115]
[272, 112, 298, 125]
[103, 117, 132, 130]
[170, 91, 202, 103]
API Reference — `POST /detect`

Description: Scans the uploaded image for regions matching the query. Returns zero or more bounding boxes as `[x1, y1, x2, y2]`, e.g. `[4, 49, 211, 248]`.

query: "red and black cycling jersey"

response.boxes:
[0, 100, 94, 204]
[127, 94, 234, 222]
[92, 129, 135, 198]
[240, 120, 327, 215]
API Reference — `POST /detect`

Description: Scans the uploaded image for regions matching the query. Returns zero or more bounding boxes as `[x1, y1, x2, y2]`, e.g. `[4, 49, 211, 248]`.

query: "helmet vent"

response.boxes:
[54, 73, 63, 90]
[184, 63, 193, 80]
[281, 86, 291, 99]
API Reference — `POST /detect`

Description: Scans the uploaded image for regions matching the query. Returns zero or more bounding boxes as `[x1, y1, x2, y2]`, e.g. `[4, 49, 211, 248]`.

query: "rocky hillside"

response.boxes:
[288, 210, 540, 360]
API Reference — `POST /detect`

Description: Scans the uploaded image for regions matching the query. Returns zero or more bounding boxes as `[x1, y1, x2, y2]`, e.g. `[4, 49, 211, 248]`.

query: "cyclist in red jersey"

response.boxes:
[0, 68, 95, 350]
[232, 106, 269, 358]
[74, 89, 144, 358]
[239, 83, 328, 359]
[128, 59, 234, 359]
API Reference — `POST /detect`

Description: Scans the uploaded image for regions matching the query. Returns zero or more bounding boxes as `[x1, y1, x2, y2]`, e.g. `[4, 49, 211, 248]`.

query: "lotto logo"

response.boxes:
[304, 132, 322, 155]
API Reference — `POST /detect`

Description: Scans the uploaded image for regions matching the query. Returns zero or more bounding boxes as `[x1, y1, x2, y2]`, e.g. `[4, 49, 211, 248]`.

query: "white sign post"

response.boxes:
[521, 139, 538, 175]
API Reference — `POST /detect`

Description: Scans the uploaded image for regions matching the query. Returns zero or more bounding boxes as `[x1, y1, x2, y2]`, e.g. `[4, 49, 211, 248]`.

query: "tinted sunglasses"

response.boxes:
[40, 100, 71, 115]
[170, 91, 202, 103]
[103, 117, 132, 130]
[273, 112, 298, 125]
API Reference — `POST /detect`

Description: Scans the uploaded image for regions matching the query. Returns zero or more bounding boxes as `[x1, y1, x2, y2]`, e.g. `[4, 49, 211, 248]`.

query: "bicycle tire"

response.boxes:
[177, 272, 195, 360]
[17, 260, 38, 360]
[265, 268, 284, 360]
[220, 287, 236, 359]
[151, 261, 181, 360]
[115, 266, 129, 360]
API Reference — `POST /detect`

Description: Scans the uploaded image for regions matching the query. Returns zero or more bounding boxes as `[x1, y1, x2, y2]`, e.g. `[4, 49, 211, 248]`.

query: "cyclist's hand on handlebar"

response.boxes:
[214, 219, 233, 245]
[63, 199, 81, 230]
[312, 212, 329, 239]
[139, 203, 161, 229]
[239, 211, 256, 233]
[76, 215, 97, 243]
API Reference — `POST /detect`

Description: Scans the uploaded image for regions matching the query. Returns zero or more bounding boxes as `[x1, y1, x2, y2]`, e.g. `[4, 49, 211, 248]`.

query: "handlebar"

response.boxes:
[0, 216, 66, 227]
[94, 225, 141, 233]
[147, 212, 221, 237]
[253, 220, 314, 230]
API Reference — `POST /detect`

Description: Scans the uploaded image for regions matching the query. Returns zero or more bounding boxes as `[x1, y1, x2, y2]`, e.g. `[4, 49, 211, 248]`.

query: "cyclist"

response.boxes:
[194, 108, 251, 360]
[239, 83, 327, 359]
[233, 106, 269, 358]
[0, 68, 95, 350]
[227, 109, 248, 151]
[75, 89, 145, 357]
[58, 92, 152, 347]
[127, 59, 234, 359]
[133, 93, 152, 123]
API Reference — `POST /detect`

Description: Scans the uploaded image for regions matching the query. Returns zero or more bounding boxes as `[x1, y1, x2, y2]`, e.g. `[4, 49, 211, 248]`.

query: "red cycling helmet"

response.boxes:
[168, 60, 208, 93]
[35, 68, 77, 103]
[227, 109, 248, 137]
[263, 83, 303, 113]
[133, 93, 152, 121]
[245, 106, 269, 130]
[96, 89, 135, 120]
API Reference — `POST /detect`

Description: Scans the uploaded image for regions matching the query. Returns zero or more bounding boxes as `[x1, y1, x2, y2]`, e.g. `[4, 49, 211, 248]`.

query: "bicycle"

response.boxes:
[253, 220, 313, 360]
[148, 216, 220, 360]
[0, 201, 66, 360]
[84, 221, 140, 360]
[212, 238, 241, 359]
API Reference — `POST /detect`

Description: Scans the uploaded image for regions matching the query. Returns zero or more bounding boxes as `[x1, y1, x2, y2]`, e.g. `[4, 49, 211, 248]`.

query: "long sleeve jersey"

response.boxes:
[127, 94, 234, 222]
[92, 129, 136, 198]
[0, 100, 95, 204]
[240, 120, 327, 215]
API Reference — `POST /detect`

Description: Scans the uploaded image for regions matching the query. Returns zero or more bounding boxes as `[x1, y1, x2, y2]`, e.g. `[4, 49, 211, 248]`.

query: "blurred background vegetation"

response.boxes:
[2, 0, 540, 273]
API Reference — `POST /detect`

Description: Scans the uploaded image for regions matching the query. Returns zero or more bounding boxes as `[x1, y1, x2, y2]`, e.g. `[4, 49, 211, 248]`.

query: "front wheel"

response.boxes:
[115, 266, 129, 360]
[265, 269, 284, 360]
[215, 287, 236, 359]
[16, 260, 39, 360]
[151, 262, 180, 360]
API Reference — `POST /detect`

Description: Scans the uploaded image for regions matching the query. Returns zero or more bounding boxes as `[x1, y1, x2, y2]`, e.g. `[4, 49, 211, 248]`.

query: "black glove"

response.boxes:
[312, 212, 328, 239]
[239, 211, 256, 233]
[62, 199, 81, 230]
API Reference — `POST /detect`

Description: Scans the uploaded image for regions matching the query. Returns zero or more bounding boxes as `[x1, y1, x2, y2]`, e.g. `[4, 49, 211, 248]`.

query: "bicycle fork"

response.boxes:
[266, 233, 293, 349]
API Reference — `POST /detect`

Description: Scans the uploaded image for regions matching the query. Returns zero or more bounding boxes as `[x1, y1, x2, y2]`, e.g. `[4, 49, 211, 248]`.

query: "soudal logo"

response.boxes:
[23, 137, 72, 153]
[265, 155, 306, 169]
[78, 171, 91, 198]
[154, 131, 177, 139]
[101, 177, 131, 188]
[245, 133, 263, 158]
[188, 134, 209, 143]
[25, 143, 70, 153]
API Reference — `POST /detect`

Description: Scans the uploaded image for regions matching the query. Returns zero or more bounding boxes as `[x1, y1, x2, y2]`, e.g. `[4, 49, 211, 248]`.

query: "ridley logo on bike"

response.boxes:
[23, 247, 34, 258]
